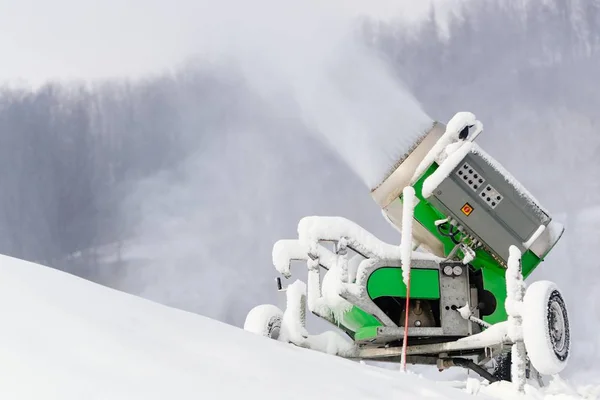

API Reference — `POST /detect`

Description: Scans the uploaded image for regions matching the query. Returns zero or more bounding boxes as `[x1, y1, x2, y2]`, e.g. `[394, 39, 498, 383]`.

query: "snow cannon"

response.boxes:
[244, 111, 571, 386]
[372, 112, 563, 272]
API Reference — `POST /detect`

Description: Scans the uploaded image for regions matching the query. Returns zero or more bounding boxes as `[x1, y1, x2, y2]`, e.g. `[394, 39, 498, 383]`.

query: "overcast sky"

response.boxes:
[0, 0, 445, 86]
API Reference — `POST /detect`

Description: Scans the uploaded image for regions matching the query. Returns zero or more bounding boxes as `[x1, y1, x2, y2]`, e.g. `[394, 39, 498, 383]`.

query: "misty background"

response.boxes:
[0, 0, 598, 383]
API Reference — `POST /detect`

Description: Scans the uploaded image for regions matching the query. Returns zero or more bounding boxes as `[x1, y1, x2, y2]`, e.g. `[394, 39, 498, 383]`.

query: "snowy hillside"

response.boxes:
[0, 253, 596, 400]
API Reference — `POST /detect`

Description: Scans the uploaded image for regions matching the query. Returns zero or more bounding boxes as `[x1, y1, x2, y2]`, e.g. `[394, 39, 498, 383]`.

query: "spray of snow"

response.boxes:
[297, 46, 435, 190]
[191, 0, 437, 191]
[400, 186, 416, 285]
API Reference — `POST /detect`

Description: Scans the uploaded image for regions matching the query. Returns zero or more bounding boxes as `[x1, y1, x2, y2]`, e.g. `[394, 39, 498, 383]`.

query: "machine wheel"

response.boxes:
[244, 304, 283, 340]
[522, 281, 570, 375]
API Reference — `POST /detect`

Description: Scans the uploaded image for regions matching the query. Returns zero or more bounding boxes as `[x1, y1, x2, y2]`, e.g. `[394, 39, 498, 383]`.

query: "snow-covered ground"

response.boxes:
[0, 253, 597, 399]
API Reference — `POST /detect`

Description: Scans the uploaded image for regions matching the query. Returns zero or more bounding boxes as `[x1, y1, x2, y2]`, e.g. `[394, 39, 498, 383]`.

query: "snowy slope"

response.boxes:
[0, 254, 596, 399]
[0, 253, 478, 399]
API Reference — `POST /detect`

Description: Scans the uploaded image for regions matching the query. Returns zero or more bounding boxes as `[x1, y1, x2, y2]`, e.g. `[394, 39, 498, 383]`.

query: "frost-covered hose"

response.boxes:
[400, 186, 416, 371]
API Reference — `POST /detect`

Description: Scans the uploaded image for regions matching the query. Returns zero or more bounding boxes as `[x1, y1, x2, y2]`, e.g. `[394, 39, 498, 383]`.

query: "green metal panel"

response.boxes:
[354, 326, 379, 341]
[341, 306, 382, 332]
[367, 268, 440, 300]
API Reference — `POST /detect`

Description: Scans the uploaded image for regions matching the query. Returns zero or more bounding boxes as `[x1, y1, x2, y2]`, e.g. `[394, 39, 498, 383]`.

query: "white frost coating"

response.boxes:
[470, 143, 549, 216]
[297, 216, 442, 262]
[458, 303, 472, 320]
[434, 218, 449, 226]
[411, 112, 480, 183]
[307, 268, 329, 316]
[269, 279, 356, 357]
[279, 280, 309, 344]
[400, 186, 416, 286]
[506, 246, 527, 393]
[347, 253, 365, 283]
[442, 141, 465, 158]
[511, 342, 527, 393]
[272, 239, 336, 278]
[304, 331, 355, 357]
[244, 304, 283, 337]
[522, 280, 569, 376]
[523, 225, 546, 249]
[321, 256, 354, 322]
[422, 142, 473, 198]
[461, 245, 475, 264]
[457, 321, 510, 347]
[506, 246, 525, 341]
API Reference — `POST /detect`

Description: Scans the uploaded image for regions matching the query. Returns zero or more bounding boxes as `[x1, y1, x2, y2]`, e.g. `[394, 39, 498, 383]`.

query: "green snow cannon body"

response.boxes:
[338, 113, 564, 343]
[245, 112, 571, 380]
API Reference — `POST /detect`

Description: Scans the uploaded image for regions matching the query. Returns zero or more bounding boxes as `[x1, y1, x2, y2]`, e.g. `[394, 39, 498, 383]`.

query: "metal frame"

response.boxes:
[270, 219, 522, 381]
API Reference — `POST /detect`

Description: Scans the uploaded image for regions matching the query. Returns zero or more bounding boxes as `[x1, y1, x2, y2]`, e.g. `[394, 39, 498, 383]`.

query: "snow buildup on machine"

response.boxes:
[346, 253, 364, 284]
[302, 330, 355, 357]
[297, 216, 441, 262]
[457, 320, 510, 347]
[421, 141, 474, 198]
[279, 279, 310, 344]
[272, 239, 337, 278]
[411, 111, 480, 184]
[505, 245, 525, 340]
[400, 186, 416, 286]
[321, 257, 354, 322]
[279, 279, 355, 356]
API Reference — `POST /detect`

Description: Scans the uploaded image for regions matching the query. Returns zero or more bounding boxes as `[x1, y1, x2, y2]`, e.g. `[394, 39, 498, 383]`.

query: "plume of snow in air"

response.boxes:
[196, 0, 435, 190]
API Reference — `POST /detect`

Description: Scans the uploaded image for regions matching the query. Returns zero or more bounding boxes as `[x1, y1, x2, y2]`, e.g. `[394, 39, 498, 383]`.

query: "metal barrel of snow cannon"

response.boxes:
[370, 112, 564, 273]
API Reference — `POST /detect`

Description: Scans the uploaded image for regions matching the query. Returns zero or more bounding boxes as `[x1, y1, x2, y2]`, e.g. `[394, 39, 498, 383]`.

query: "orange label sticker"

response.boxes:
[461, 203, 474, 216]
